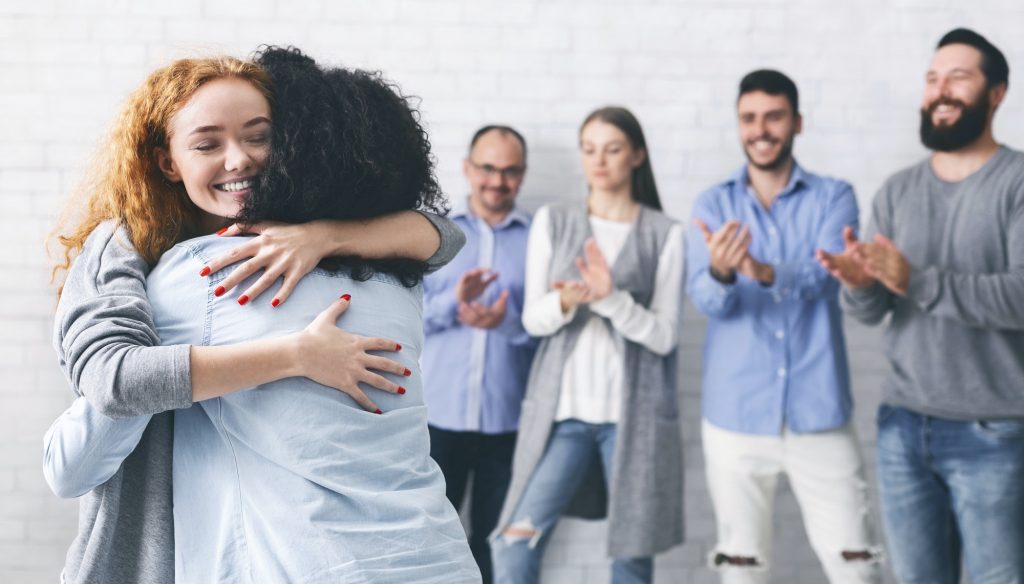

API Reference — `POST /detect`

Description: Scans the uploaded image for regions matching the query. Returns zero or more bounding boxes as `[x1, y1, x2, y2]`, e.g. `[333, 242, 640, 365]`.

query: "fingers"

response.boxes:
[343, 386, 381, 415]
[584, 238, 608, 269]
[874, 234, 897, 250]
[491, 290, 510, 311]
[481, 270, 499, 288]
[842, 226, 859, 249]
[358, 335, 402, 353]
[219, 223, 242, 237]
[216, 258, 269, 298]
[313, 294, 352, 326]
[709, 220, 740, 247]
[238, 267, 286, 305]
[360, 371, 406, 395]
[694, 219, 713, 243]
[233, 221, 276, 235]
[363, 355, 411, 379]
[200, 239, 259, 278]
[269, 270, 302, 307]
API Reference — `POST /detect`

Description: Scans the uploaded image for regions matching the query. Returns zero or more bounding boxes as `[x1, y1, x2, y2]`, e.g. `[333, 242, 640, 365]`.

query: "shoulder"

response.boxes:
[642, 205, 679, 231]
[65, 221, 149, 298]
[693, 174, 740, 215]
[878, 158, 931, 200]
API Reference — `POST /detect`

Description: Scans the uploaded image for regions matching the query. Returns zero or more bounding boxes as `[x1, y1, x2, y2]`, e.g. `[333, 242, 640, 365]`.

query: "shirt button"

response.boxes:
[773, 296, 782, 303]
[775, 330, 785, 340]
[777, 367, 787, 377]
[773, 257, 781, 263]
[769, 227, 777, 235]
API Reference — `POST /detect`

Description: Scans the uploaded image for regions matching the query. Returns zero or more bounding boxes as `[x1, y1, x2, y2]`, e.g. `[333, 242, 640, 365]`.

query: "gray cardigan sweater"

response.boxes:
[493, 203, 685, 558]
[51, 214, 465, 584]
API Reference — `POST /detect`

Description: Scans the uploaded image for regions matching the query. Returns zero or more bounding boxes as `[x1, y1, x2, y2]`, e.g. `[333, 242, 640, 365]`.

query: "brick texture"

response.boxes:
[3, 1, 1022, 582]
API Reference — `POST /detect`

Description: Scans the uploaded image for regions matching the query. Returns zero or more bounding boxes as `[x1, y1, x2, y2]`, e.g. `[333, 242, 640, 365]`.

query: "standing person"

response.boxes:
[687, 70, 881, 584]
[818, 28, 1024, 583]
[422, 125, 536, 584]
[44, 52, 467, 584]
[491, 107, 685, 584]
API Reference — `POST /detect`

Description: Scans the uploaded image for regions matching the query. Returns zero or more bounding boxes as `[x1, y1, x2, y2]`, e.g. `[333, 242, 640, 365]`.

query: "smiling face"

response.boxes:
[737, 90, 801, 172]
[156, 77, 271, 231]
[579, 120, 644, 193]
[919, 43, 998, 152]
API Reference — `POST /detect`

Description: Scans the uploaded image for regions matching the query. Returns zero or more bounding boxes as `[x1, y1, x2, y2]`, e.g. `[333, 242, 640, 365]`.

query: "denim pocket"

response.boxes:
[975, 419, 1024, 439]
[876, 403, 897, 426]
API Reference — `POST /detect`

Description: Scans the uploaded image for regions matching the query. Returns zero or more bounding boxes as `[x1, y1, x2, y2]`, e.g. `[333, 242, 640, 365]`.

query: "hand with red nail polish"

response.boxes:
[292, 296, 408, 414]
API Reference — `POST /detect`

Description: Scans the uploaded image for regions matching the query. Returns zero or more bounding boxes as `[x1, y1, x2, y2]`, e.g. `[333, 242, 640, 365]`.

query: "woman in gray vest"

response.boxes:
[491, 107, 685, 584]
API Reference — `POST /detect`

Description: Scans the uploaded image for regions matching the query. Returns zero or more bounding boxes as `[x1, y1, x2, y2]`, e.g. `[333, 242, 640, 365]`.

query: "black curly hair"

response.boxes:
[238, 46, 447, 286]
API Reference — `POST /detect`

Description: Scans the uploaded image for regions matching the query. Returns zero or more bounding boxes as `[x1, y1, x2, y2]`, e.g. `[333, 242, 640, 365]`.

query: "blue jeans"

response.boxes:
[876, 404, 1024, 584]
[492, 420, 653, 584]
[429, 426, 517, 584]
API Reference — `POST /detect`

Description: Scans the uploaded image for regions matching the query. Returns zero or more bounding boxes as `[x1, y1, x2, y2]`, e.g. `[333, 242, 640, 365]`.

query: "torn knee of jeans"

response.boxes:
[841, 548, 884, 564]
[502, 518, 542, 549]
[710, 552, 764, 568]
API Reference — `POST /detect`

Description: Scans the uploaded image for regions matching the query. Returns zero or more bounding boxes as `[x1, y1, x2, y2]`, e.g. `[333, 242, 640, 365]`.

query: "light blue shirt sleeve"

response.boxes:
[762, 180, 858, 302]
[42, 397, 151, 498]
[686, 188, 741, 318]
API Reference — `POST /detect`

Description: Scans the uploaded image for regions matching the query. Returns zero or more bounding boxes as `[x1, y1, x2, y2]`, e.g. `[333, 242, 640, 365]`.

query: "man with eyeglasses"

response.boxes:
[421, 125, 536, 584]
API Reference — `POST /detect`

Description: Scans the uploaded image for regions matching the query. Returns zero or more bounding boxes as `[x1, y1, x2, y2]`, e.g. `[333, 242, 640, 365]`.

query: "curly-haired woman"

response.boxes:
[44, 49, 475, 584]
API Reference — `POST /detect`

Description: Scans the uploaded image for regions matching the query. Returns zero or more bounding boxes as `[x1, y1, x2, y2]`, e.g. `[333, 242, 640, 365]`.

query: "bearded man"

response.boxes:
[818, 29, 1024, 583]
[686, 69, 882, 584]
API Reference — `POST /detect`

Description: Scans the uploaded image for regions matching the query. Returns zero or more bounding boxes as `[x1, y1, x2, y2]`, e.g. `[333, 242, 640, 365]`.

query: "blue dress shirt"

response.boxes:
[686, 163, 859, 435]
[422, 204, 536, 434]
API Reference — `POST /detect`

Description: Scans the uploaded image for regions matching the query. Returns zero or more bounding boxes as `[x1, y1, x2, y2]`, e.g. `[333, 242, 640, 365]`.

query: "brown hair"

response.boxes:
[51, 56, 270, 293]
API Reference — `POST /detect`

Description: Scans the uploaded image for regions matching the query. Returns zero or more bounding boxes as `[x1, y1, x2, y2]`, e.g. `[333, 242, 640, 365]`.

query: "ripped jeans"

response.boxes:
[491, 420, 653, 584]
[702, 420, 882, 584]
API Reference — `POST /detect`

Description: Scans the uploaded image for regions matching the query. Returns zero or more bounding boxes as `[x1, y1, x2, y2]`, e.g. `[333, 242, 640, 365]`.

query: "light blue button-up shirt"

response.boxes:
[42, 234, 481, 584]
[686, 163, 859, 435]
[421, 204, 536, 434]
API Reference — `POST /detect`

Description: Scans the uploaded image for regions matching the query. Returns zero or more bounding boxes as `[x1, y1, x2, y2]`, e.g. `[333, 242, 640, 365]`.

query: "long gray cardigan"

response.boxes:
[494, 202, 685, 558]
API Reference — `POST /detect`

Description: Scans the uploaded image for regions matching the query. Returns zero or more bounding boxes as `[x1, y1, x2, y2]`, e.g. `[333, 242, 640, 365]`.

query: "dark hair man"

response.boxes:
[688, 69, 882, 583]
[818, 28, 1024, 583]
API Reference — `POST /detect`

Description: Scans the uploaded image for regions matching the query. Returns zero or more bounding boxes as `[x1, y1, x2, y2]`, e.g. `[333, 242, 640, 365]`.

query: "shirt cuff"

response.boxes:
[764, 262, 796, 299]
[589, 290, 631, 317]
[905, 265, 940, 310]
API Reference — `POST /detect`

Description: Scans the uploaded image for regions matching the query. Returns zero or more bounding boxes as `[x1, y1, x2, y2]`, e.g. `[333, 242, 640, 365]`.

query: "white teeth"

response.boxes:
[219, 180, 252, 192]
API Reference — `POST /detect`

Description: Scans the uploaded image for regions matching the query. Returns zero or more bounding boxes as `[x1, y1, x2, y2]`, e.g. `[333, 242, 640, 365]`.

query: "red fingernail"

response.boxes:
[395, 343, 402, 351]
[271, 298, 280, 308]
[199, 266, 211, 277]
[403, 368, 411, 377]
[237, 295, 249, 306]
[340, 294, 351, 301]
[374, 409, 382, 415]
[398, 386, 406, 395]
[214, 286, 225, 297]
[216, 227, 228, 236]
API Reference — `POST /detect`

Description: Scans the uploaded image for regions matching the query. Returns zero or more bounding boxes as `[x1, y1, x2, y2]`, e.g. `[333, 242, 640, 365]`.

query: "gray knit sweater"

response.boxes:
[51, 214, 465, 584]
[842, 146, 1024, 420]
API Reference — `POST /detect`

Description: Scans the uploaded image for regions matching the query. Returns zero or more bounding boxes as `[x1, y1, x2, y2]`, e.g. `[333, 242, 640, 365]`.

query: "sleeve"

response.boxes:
[589, 223, 684, 355]
[494, 285, 536, 348]
[42, 397, 151, 498]
[54, 223, 192, 418]
[422, 273, 460, 334]
[841, 186, 898, 324]
[416, 211, 467, 273]
[686, 189, 741, 318]
[902, 190, 1024, 329]
[521, 207, 577, 337]
[762, 181, 859, 301]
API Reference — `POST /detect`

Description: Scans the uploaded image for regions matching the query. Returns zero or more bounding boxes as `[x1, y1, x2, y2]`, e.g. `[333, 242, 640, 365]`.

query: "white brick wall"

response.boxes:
[2, 1, 1022, 582]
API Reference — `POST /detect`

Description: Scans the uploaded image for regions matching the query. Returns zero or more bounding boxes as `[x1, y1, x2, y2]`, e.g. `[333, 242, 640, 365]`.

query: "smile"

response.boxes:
[214, 179, 254, 193]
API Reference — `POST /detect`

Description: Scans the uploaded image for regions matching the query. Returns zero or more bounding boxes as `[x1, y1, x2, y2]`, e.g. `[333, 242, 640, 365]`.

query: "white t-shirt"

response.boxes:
[521, 205, 684, 424]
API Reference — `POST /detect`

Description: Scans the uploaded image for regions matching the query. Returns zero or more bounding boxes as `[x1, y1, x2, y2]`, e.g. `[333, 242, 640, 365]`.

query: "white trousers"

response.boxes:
[702, 420, 883, 584]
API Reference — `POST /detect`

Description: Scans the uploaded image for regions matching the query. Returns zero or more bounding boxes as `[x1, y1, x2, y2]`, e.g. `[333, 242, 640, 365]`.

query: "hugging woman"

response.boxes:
[44, 47, 479, 583]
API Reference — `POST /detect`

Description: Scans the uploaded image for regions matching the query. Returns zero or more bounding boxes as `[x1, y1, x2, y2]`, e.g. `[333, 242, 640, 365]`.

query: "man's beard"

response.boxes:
[919, 92, 989, 152]
[744, 133, 795, 172]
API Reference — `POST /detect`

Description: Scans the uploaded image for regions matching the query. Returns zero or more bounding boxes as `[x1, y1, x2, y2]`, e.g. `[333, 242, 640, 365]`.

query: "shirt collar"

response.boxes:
[729, 161, 809, 201]
[453, 196, 530, 229]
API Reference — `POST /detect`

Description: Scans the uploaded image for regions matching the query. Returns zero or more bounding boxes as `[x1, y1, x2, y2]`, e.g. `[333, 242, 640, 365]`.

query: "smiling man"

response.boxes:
[818, 29, 1024, 583]
[686, 70, 882, 583]
[421, 126, 536, 584]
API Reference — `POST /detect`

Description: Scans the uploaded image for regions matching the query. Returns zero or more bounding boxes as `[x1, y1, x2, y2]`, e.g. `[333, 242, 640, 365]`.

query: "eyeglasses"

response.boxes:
[468, 160, 526, 181]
